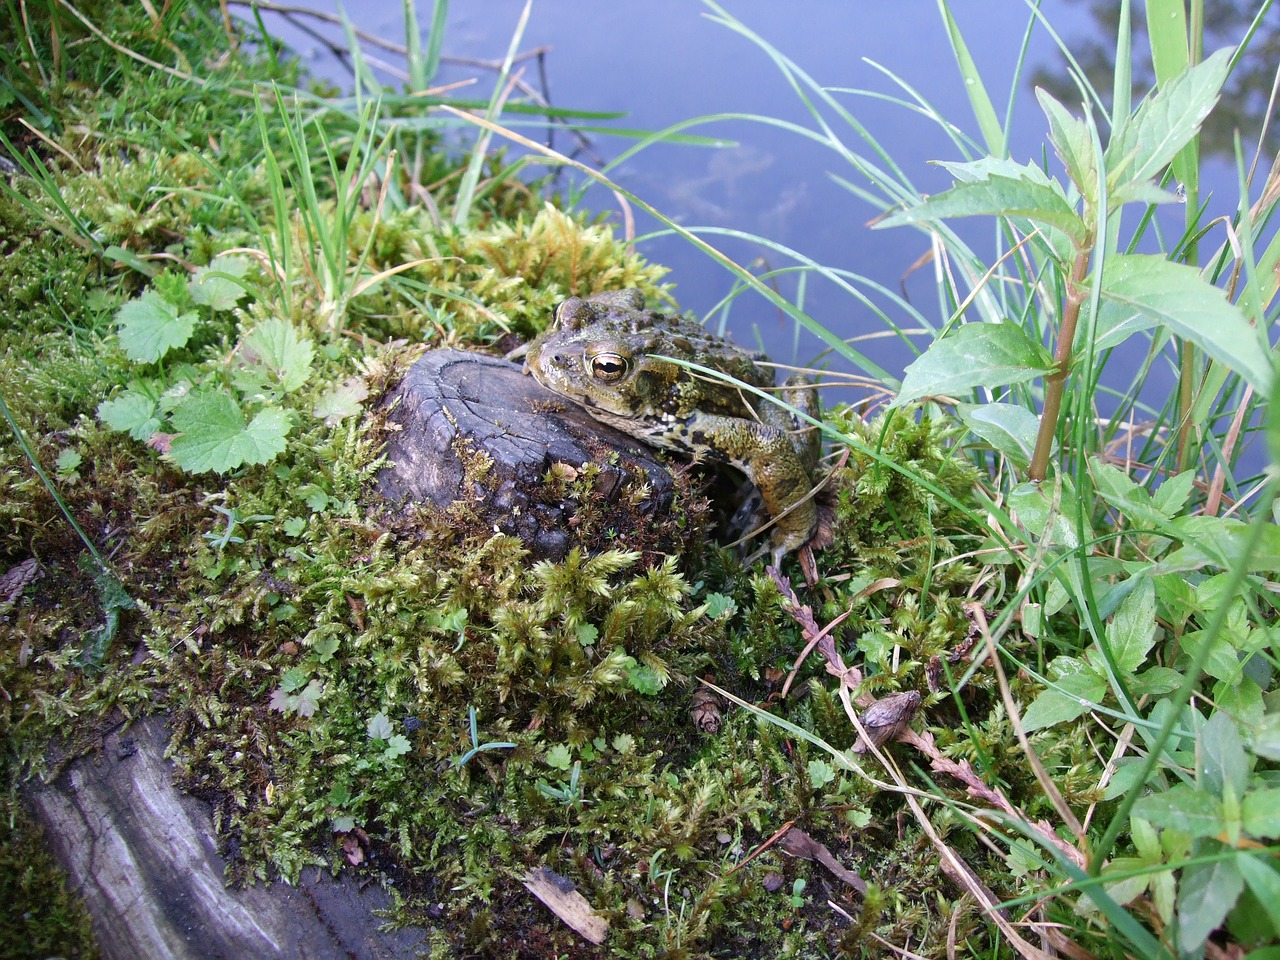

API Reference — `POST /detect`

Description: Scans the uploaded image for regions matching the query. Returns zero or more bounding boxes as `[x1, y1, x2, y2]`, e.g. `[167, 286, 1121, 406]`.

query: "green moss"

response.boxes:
[1, 4, 1045, 957]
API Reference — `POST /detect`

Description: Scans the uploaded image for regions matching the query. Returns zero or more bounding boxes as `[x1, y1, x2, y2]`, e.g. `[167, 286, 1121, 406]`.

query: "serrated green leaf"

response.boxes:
[189, 254, 250, 310]
[1178, 854, 1244, 953]
[1098, 254, 1272, 395]
[280, 666, 308, 693]
[1106, 48, 1231, 190]
[367, 711, 394, 741]
[1133, 784, 1224, 838]
[167, 392, 290, 474]
[1151, 470, 1195, 517]
[383, 734, 411, 759]
[893, 323, 1055, 408]
[959, 402, 1045, 467]
[879, 172, 1087, 246]
[236, 318, 314, 396]
[1037, 87, 1098, 203]
[116, 290, 197, 363]
[1107, 577, 1157, 674]
[97, 389, 161, 441]
[626, 662, 665, 695]
[545, 743, 572, 771]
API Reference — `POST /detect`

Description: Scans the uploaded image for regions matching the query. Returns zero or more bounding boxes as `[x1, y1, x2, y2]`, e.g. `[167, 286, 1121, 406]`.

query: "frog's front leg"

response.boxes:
[684, 412, 818, 560]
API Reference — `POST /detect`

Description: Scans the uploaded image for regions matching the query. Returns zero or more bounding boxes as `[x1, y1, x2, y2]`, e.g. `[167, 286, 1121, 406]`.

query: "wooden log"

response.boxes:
[375, 348, 681, 560]
[24, 715, 428, 960]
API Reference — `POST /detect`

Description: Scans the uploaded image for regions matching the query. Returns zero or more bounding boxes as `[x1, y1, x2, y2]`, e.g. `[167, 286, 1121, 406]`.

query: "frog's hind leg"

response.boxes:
[684, 412, 818, 560]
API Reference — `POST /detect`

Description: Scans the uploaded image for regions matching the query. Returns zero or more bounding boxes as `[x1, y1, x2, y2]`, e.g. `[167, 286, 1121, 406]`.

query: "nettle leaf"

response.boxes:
[116, 289, 198, 363]
[1107, 576, 1157, 673]
[167, 392, 291, 474]
[97, 388, 161, 441]
[1106, 48, 1232, 192]
[1036, 87, 1097, 203]
[893, 323, 1055, 407]
[189, 254, 251, 311]
[1099, 254, 1273, 395]
[959, 402, 1045, 468]
[880, 166, 1087, 248]
[1132, 784, 1224, 838]
[235, 318, 314, 397]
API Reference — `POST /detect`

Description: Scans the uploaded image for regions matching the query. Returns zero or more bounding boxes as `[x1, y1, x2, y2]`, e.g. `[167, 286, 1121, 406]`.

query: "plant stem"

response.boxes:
[1028, 248, 1092, 482]
[1176, 0, 1205, 473]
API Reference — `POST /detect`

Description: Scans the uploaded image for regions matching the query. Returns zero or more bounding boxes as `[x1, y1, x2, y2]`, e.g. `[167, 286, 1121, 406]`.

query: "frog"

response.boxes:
[521, 289, 820, 563]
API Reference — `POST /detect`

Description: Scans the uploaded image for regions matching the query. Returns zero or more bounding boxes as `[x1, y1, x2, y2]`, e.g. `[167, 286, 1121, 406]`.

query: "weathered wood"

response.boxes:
[375, 348, 679, 559]
[24, 716, 427, 960]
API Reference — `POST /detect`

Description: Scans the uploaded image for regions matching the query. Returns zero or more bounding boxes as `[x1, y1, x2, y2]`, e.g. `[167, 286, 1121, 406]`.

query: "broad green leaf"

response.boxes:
[236, 318, 314, 397]
[1009, 477, 1094, 550]
[1201, 711, 1248, 797]
[97, 389, 161, 441]
[1075, 300, 1155, 355]
[879, 172, 1087, 246]
[1107, 576, 1156, 673]
[1099, 254, 1273, 395]
[1242, 789, 1280, 839]
[1036, 87, 1098, 203]
[367, 711, 395, 741]
[167, 392, 290, 474]
[1161, 516, 1280, 573]
[1253, 712, 1280, 763]
[189, 254, 250, 311]
[545, 743, 572, 770]
[893, 323, 1055, 407]
[1105, 48, 1232, 191]
[1022, 658, 1107, 731]
[116, 290, 197, 363]
[1130, 666, 1183, 696]
[1178, 854, 1244, 953]
[1180, 629, 1245, 683]
[1151, 470, 1195, 517]
[1237, 854, 1280, 937]
[1132, 784, 1224, 838]
[959, 402, 1045, 467]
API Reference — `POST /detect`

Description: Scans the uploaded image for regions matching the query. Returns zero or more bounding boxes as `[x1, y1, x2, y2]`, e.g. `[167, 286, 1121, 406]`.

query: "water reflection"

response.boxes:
[1033, 0, 1279, 158]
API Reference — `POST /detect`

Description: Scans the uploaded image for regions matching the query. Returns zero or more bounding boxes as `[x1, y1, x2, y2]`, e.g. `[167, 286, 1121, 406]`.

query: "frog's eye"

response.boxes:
[589, 352, 629, 382]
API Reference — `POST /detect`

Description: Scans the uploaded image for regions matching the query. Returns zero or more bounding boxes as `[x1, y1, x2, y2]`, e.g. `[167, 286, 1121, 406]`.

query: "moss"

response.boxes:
[1, 5, 1043, 958]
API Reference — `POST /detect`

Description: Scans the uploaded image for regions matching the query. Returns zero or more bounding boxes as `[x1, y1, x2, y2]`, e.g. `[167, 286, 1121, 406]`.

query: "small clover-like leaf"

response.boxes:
[116, 290, 197, 363]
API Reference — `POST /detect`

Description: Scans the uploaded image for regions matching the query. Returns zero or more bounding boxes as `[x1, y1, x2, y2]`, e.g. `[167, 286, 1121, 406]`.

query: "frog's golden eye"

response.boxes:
[589, 352, 629, 382]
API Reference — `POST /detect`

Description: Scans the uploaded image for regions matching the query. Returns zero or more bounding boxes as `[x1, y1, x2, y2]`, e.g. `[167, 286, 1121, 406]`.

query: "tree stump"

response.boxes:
[23, 715, 428, 960]
[374, 349, 686, 560]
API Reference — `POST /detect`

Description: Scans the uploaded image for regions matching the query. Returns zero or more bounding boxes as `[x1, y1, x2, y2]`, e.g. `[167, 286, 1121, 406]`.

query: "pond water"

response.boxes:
[253, 1, 1268, 404]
